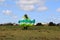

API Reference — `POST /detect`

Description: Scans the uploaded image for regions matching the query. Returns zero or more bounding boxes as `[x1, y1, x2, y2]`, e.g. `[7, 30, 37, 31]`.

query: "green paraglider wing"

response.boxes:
[18, 14, 35, 26]
[18, 19, 35, 24]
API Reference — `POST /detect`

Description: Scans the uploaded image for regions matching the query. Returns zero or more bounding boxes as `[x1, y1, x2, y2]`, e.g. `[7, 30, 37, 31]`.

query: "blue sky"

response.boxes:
[0, 0, 60, 24]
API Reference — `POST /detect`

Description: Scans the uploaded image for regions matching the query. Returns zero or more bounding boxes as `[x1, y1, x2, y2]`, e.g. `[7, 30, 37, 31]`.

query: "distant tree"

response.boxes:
[0, 24, 3, 26]
[48, 22, 56, 26]
[3, 23, 13, 26]
[36, 23, 43, 26]
[57, 23, 60, 26]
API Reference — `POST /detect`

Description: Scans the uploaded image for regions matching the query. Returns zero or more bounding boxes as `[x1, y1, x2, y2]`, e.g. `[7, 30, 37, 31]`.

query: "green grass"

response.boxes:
[0, 25, 60, 40]
[0, 26, 60, 30]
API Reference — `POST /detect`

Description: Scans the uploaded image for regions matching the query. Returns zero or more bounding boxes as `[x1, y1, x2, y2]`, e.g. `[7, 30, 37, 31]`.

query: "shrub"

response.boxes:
[57, 23, 60, 26]
[48, 22, 56, 26]
[36, 23, 43, 26]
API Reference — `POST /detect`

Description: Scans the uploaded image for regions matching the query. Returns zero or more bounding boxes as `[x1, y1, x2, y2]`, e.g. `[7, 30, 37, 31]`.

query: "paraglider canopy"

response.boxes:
[18, 14, 35, 26]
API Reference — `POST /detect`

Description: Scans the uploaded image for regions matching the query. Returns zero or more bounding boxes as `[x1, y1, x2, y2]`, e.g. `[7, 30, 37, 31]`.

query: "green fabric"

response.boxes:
[18, 19, 35, 23]
[18, 14, 35, 26]
[18, 19, 35, 26]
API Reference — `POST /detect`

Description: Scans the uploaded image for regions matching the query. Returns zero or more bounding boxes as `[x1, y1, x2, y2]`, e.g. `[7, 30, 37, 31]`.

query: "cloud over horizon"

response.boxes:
[2, 10, 12, 15]
[16, 0, 47, 11]
[56, 8, 60, 12]
[2, 10, 18, 19]
[0, 0, 5, 2]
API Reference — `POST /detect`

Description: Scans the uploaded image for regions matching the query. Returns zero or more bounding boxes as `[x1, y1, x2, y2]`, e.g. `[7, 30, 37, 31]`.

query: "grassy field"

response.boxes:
[0, 26, 60, 40]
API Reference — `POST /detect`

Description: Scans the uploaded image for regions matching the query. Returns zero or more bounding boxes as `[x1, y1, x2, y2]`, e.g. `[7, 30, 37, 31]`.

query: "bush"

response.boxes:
[36, 23, 43, 26]
[57, 23, 60, 26]
[48, 22, 56, 26]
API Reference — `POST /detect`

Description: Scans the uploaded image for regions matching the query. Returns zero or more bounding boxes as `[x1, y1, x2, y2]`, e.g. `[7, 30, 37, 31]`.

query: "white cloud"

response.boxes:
[56, 8, 60, 12]
[0, 0, 5, 5]
[0, 0, 5, 2]
[2, 10, 12, 15]
[12, 15, 18, 19]
[2, 10, 18, 19]
[20, 5, 35, 11]
[37, 6, 48, 11]
[17, 0, 38, 5]
[16, 0, 47, 11]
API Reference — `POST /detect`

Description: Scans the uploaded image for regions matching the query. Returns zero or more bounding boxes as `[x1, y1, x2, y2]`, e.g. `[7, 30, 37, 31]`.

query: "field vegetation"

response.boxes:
[0, 25, 60, 40]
